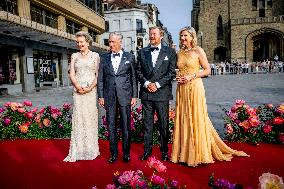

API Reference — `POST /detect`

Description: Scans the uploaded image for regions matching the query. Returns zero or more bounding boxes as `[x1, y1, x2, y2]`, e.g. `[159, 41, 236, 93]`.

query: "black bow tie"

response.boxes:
[150, 47, 159, 52]
[112, 53, 120, 57]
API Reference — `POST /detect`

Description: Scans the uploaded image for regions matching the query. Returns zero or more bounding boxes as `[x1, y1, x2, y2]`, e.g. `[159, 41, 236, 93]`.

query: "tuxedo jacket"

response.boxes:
[97, 51, 138, 107]
[136, 44, 177, 101]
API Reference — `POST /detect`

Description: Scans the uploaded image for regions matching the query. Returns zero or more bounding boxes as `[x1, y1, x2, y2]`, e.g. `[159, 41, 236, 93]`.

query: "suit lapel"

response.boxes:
[106, 53, 115, 75]
[154, 45, 167, 71]
[144, 47, 154, 72]
[116, 51, 126, 74]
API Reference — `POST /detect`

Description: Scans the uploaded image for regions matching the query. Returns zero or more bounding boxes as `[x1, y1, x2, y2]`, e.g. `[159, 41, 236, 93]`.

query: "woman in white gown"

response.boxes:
[64, 31, 100, 162]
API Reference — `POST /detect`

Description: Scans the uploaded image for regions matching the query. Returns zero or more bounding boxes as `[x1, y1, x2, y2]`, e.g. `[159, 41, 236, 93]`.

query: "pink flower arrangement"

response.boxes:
[0, 100, 72, 139]
[224, 100, 284, 144]
[103, 156, 183, 188]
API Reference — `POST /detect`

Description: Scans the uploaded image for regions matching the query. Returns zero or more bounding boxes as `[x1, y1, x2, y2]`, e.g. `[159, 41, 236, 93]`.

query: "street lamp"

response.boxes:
[199, 31, 203, 48]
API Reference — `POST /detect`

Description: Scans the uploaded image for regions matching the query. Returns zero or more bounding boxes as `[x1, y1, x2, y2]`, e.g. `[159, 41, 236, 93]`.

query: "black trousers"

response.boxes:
[142, 100, 169, 154]
[105, 99, 131, 157]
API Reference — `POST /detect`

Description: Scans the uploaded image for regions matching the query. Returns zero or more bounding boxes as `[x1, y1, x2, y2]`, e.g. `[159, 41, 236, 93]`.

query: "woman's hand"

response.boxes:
[82, 87, 92, 94]
[77, 88, 85, 94]
[177, 74, 195, 84]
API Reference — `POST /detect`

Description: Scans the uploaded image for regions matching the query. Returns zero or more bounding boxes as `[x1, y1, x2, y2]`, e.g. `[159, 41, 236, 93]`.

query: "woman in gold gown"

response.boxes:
[171, 27, 249, 167]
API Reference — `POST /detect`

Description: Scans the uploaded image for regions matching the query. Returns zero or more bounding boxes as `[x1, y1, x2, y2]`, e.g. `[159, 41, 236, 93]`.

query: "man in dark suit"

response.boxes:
[98, 32, 137, 163]
[137, 26, 177, 161]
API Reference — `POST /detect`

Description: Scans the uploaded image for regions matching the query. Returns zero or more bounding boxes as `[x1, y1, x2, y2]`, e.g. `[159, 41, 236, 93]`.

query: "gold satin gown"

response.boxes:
[171, 50, 249, 167]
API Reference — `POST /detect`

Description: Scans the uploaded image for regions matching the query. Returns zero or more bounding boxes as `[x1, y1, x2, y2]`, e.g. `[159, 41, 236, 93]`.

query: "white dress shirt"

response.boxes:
[111, 50, 123, 74]
[144, 43, 162, 89]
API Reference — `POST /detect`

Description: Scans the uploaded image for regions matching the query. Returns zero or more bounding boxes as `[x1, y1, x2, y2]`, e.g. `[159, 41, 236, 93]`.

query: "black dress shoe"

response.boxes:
[140, 152, 152, 161]
[161, 153, 170, 161]
[108, 155, 117, 163]
[123, 155, 130, 163]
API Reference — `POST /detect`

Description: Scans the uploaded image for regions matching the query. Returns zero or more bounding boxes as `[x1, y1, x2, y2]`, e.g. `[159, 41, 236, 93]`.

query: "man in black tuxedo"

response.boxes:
[98, 32, 137, 163]
[137, 26, 176, 161]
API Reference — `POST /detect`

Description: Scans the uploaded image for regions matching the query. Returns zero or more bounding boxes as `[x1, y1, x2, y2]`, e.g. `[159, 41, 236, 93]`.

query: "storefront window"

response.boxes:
[0, 45, 19, 85]
[33, 50, 61, 87]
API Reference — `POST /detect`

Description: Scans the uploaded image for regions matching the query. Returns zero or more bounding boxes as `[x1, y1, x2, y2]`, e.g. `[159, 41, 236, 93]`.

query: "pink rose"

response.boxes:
[25, 112, 34, 119]
[3, 118, 11, 126]
[247, 107, 257, 116]
[106, 184, 116, 189]
[266, 104, 273, 109]
[19, 122, 29, 133]
[4, 102, 11, 107]
[147, 157, 167, 173]
[151, 175, 165, 185]
[278, 133, 284, 143]
[52, 113, 58, 120]
[118, 170, 134, 185]
[17, 108, 26, 114]
[249, 116, 260, 127]
[130, 175, 142, 188]
[34, 114, 41, 123]
[31, 108, 38, 113]
[43, 118, 51, 127]
[235, 99, 245, 105]
[23, 100, 32, 107]
[273, 117, 284, 125]
[263, 125, 272, 134]
[63, 103, 71, 110]
[239, 120, 250, 130]
[39, 108, 45, 114]
[226, 124, 233, 134]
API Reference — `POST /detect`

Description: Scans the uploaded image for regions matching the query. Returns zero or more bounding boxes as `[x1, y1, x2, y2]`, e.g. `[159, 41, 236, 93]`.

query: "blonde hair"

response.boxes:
[75, 31, 93, 45]
[179, 26, 197, 49]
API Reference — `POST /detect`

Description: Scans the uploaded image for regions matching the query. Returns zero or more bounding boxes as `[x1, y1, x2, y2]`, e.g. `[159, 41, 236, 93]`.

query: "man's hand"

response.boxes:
[98, 98, 105, 108]
[131, 98, 137, 108]
[147, 82, 157, 92]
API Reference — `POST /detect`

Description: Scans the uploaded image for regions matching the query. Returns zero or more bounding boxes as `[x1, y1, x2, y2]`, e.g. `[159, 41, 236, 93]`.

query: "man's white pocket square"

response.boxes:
[125, 61, 130, 64]
[164, 56, 169, 60]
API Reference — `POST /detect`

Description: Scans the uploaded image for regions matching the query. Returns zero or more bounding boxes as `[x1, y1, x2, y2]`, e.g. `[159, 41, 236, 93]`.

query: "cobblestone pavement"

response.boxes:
[1, 73, 283, 137]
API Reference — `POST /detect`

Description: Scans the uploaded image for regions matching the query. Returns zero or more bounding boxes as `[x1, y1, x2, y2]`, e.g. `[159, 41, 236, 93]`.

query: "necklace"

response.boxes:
[80, 50, 90, 56]
[185, 47, 192, 52]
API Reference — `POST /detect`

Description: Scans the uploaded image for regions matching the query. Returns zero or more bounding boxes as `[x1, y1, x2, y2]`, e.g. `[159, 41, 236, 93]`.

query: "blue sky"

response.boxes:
[142, 0, 192, 45]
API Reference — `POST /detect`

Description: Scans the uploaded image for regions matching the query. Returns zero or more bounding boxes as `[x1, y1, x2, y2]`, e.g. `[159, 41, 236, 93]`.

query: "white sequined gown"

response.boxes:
[64, 51, 100, 162]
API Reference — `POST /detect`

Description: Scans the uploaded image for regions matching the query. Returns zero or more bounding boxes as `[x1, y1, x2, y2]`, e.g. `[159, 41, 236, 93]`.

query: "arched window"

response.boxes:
[217, 15, 223, 40]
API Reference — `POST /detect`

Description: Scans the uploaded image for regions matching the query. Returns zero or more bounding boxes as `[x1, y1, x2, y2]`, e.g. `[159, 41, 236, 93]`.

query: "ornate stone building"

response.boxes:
[191, 0, 284, 63]
[0, 0, 107, 95]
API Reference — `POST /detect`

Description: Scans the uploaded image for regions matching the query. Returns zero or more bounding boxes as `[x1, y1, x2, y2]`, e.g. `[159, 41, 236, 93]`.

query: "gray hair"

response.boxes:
[75, 31, 93, 45]
[179, 26, 197, 49]
[109, 32, 123, 42]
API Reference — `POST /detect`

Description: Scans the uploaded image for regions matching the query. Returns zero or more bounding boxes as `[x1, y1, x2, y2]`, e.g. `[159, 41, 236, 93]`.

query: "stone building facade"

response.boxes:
[0, 0, 107, 95]
[191, 0, 284, 63]
[101, 0, 173, 56]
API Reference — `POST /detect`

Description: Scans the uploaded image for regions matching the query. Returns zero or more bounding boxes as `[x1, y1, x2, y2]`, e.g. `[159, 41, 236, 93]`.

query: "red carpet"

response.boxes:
[0, 139, 283, 189]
